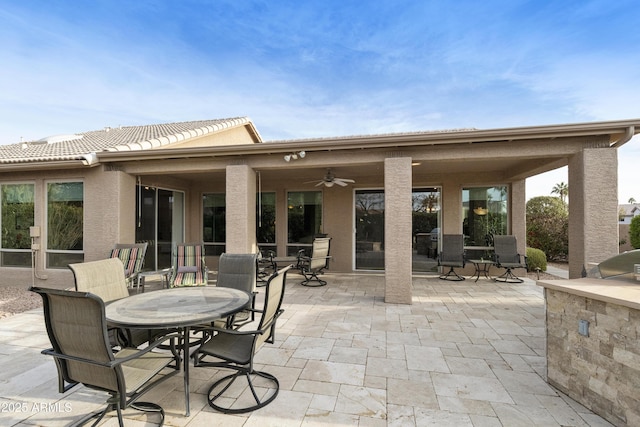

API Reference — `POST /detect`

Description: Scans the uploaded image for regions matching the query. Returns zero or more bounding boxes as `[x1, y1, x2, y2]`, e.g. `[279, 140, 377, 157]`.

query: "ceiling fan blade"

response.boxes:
[315, 181, 325, 187]
[334, 180, 348, 186]
[336, 178, 355, 183]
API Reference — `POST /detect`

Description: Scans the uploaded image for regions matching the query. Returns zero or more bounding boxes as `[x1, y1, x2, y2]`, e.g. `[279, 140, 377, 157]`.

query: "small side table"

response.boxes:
[469, 259, 494, 282]
[136, 268, 172, 292]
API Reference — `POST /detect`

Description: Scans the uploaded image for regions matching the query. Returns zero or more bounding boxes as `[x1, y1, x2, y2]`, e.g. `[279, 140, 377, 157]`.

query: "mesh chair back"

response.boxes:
[32, 288, 120, 393]
[257, 265, 290, 348]
[217, 253, 257, 293]
[309, 238, 331, 270]
[493, 235, 521, 264]
[171, 243, 208, 287]
[70, 258, 129, 303]
[440, 234, 465, 266]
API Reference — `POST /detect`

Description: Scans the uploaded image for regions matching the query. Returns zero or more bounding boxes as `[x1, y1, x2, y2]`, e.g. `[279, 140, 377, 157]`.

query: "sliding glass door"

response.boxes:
[135, 186, 184, 270]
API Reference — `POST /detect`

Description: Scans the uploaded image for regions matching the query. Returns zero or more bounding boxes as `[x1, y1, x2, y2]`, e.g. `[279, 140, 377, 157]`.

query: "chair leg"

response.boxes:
[494, 268, 524, 283]
[206, 368, 280, 414]
[300, 269, 327, 287]
[73, 397, 165, 427]
[439, 266, 465, 281]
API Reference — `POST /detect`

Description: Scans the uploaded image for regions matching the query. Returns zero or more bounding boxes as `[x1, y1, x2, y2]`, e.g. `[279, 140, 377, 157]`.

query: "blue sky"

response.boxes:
[1, 0, 639, 201]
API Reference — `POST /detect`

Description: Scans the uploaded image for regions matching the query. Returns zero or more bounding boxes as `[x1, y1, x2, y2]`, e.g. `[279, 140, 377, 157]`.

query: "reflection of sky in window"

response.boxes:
[462, 187, 507, 203]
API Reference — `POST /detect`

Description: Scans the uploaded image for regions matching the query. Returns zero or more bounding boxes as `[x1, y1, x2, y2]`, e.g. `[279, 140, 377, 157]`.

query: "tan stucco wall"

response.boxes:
[511, 179, 527, 254]
[384, 157, 413, 304]
[568, 144, 619, 279]
[322, 183, 354, 272]
[156, 125, 258, 149]
[84, 167, 136, 260]
[225, 164, 257, 254]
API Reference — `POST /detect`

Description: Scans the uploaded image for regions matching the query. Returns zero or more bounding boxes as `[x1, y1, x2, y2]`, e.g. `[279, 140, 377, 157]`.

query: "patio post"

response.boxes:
[225, 164, 257, 254]
[384, 156, 413, 304]
[568, 144, 618, 279]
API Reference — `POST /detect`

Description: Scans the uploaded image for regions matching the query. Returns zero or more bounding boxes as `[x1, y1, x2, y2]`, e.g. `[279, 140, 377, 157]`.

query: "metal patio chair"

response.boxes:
[493, 235, 528, 283]
[297, 237, 332, 286]
[30, 286, 180, 427]
[193, 265, 292, 414]
[438, 234, 466, 281]
[69, 257, 160, 348]
[169, 242, 208, 287]
[110, 242, 148, 289]
[215, 253, 258, 327]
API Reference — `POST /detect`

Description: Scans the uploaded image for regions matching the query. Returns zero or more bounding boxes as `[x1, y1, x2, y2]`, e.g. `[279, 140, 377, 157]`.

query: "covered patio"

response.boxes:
[1, 272, 612, 426]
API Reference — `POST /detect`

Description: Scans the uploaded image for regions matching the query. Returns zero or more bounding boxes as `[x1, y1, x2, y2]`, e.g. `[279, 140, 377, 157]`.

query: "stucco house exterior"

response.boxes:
[1, 117, 638, 303]
[618, 203, 640, 224]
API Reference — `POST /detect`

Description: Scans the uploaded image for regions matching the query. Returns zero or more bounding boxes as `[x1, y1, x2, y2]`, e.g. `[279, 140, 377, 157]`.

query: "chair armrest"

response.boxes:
[41, 331, 182, 368]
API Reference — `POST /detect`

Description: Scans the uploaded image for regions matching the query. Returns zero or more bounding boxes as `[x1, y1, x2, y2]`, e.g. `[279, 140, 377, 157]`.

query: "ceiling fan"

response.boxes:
[305, 168, 355, 187]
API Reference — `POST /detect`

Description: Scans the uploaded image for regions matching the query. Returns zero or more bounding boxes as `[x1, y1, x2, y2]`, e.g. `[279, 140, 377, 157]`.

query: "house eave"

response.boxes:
[95, 118, 640, 163]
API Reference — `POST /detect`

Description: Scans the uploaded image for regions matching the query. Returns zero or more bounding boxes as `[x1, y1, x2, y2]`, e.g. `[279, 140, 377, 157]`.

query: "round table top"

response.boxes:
[105, 286, 250, 328]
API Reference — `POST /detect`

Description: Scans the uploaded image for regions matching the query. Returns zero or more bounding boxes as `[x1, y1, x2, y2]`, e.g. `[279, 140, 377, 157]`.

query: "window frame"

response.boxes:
[45, 180, 84, 268]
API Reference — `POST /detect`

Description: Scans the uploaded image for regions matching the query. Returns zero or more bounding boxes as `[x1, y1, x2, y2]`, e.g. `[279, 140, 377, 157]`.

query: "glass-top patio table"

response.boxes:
[105, 286, 250, 416]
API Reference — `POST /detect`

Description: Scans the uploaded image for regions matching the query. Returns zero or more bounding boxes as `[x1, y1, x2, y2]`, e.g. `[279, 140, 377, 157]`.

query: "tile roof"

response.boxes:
[0, 117, 253, 164]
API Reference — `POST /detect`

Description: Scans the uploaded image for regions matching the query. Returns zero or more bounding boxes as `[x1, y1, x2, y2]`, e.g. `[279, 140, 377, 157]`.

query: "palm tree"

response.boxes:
[629, 197, 637, 204]
[551, 182, 568, 203]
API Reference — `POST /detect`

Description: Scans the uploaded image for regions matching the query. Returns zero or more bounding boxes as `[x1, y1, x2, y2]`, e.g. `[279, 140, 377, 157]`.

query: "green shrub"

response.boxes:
[526, 196, 568, 261]
[630, 215, 640, 249]
[526, 247, 547, 272]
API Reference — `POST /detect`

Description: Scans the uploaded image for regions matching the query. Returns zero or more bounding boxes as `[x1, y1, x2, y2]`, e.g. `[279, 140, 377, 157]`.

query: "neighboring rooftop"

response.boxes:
[0, 117, 256, 164]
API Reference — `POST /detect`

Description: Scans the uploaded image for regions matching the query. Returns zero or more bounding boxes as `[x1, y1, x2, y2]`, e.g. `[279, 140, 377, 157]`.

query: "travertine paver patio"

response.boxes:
[0, 272, 613, 426]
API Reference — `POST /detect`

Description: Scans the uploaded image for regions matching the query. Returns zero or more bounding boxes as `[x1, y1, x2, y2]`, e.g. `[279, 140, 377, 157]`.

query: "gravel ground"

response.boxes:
[0, 262, 568, 319]
[0, 286, 43, 319]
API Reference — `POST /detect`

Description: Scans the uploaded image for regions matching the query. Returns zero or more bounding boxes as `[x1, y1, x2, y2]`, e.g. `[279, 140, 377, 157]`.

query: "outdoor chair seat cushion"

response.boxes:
[117, 348, 176, 394]
[198, 332, 253, 365]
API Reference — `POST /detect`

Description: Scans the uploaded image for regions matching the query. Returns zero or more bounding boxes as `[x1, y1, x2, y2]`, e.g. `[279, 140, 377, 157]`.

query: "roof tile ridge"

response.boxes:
[107, 117, 250, 151]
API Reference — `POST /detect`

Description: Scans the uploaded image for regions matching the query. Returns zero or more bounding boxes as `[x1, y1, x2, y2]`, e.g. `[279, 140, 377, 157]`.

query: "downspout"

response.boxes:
[610, 126, 634, 148]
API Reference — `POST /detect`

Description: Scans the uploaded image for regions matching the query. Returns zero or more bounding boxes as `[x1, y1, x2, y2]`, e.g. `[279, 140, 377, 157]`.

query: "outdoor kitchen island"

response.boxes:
[537, 278, 640, 427]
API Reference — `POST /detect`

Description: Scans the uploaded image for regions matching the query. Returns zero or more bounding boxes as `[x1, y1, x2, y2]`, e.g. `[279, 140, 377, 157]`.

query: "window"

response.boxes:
[47, 182, 83, 267]
[1, 183, 35, 267]
[462, 186, 508, 248]
[287, 191, 322, 255]
[257, 192, 276, 253]
[412, 188, 440, 272]
[203, 193, 225, 255]
[355, 189, 385, 270]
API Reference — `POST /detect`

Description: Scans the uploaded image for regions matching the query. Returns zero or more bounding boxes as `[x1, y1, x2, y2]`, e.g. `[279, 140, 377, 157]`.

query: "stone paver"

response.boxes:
[0, 273, 614, 426]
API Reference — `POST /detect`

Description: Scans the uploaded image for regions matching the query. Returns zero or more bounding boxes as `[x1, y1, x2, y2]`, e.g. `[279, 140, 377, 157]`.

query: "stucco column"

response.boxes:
[440, 179, 462, 234]
[511, 179, 527, 255]
[384, 157, 413, 304]
[225, 164, 257, 254]
[568, 146, 618, 279]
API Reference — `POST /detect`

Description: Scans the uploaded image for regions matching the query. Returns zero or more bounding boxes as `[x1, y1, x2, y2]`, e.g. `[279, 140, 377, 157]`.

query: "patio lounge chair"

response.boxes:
[169, 242, 208, 287]
[493, 235, 527, 283]
[297, 237, 331, 286]
[110, 242, 148, 289]
[256, 248, 276, 285]
[438, 234, 466, 281]
[30, 286, 180, 426]
[194, 265, 291, 414]
[69, 257, 159, 348]
[215, 253, 258, 327]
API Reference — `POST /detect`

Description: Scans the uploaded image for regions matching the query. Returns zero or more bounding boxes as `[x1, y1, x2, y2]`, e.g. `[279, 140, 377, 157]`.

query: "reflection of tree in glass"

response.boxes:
[2, 184, 35, 249]
[47, 183, 83, 250]
[356, 192, 384, 243]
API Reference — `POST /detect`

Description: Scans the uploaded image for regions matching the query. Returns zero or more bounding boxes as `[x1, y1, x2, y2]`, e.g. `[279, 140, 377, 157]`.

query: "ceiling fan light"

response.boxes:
[326, 181, 334, 187]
